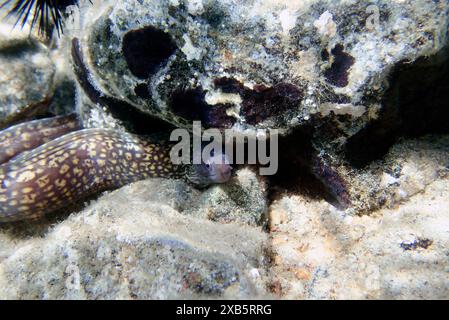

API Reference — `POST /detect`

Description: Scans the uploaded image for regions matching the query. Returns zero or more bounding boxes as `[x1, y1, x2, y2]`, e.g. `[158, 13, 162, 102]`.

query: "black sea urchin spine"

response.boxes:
[0, 0, 81, 37]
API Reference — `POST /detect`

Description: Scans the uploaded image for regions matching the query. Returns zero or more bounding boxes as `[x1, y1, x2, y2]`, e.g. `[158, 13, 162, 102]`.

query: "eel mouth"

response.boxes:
[214, 163, 233, 183]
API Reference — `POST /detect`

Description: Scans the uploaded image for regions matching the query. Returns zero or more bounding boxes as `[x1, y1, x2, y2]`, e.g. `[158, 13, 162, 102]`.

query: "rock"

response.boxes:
[187, 168, 268, 226]
[0, 179, 269, 299]
[0, 0, 448, 301]
[0, 22, 56, 123]
[0, 14, 78, 126]
[333, 135, 448, 214]
[268, 136, 449, 299]
[67, 0, 447, 133]
[80, 168, 268, 227]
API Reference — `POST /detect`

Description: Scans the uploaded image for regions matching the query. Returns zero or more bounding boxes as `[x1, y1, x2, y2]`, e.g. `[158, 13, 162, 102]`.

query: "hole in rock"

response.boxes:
[72, 37, 175, 135]
[346, 45, 449, 167]
[134, 82, 151, 99]
[214, 78, 303, 125]
[122, 26, 177, 79]
[265, 123, 350, 209]
[324, 44, 355, 88]
[169, 87, 236, 128]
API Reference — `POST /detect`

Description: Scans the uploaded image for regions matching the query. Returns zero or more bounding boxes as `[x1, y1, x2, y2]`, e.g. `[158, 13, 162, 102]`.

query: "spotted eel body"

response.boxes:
[0, 114, 82, 164]
[0, 127, 183, 222]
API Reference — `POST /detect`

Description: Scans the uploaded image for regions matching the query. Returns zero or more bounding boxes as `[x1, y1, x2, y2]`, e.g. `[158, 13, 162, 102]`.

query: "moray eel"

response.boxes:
[0, 121, 232, 222]
[0, 114, 82, 165]
[0, 37, 232, 223]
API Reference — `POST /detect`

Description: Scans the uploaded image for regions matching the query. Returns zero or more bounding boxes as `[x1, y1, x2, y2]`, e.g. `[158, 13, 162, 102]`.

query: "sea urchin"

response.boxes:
[0, 0, 81, 37]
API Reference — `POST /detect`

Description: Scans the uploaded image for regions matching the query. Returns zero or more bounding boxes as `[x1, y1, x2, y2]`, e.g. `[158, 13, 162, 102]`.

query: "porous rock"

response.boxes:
[268, 135, 449, 299]
[68, 0, 448, 133]
[188, 168, 268, 226]
[0, 179, 269, 299]
[0, 23, 55, 122]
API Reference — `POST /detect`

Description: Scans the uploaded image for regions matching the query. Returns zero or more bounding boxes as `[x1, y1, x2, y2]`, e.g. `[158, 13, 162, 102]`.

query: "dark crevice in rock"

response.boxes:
[241, 83, 303, 125]
[324, 44, 355, 88]
[346, 45, 449, 168]
[0, 98, 52, 130]
[71, 37, 175, 135]
[214, 78, 303, 125]
[212, 79, 351, 207]
[169, 87, 236, 128]
[266, 122, 351, 210]
[0, 38, 41, 56]
[122, 26, 177, 79]
[134, 82, 151, 99]
[213, 77, 244, 93]
[321, 48, 330, 61]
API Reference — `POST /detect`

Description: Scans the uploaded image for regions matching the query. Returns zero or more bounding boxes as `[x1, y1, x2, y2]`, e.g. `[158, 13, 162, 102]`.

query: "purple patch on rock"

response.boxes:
[324, 44, 355, 88]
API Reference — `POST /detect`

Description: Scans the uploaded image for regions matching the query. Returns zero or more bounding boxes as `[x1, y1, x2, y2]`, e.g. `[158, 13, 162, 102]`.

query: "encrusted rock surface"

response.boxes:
[188, 168, 268, 225]
[0, 179, 269, 299]
[268, 135, 449, 299]
[0, 0, 448, 300]
[0, 23, 55, 122]
[69, 0, 448, 133]
[309, 135, 449, 215]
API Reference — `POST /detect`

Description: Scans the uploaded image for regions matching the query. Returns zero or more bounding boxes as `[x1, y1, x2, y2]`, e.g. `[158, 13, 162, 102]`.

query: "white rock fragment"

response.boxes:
[187, 0, 204, 15]
[181, 34, 203, 61]
[319, 103, 366, 118]
[205, 90, 242, 106]
[313, 11, 337, 38]
[381, 173, 399, 187]
[249, 268, 260, 279]
[279, 9, 297, 35]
